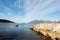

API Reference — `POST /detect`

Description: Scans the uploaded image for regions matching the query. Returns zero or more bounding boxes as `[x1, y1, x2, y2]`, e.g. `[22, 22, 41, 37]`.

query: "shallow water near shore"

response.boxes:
[0, 23, 52, 40]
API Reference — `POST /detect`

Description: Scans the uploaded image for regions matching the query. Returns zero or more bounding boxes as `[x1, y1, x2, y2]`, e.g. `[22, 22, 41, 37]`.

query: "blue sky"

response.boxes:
[0, 0, 60, 23]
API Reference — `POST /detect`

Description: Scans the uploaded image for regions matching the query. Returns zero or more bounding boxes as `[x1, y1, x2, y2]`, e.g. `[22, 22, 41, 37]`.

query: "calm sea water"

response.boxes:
[0, 23, 41, 40]
[0, 23, 17, 40]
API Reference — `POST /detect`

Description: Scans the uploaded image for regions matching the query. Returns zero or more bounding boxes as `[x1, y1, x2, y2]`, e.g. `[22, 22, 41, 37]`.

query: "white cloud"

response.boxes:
[0, 0, 60, 23]
[4, 7, 13, 17]
[21, 0, 60, 23]
[13, 0, 23, 9]
[0, 13, 7, 19]
[9, 0, 60, 23]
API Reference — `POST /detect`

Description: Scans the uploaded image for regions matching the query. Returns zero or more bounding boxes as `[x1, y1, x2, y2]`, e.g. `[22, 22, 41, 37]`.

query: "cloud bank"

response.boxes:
[0, 0, 60, 23]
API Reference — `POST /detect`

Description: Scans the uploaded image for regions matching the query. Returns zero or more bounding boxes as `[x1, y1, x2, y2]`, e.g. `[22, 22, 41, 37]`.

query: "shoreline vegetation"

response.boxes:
[0, 19, 14, 23]
[0, 19, 18, 27]
[30, 21, 60, 40]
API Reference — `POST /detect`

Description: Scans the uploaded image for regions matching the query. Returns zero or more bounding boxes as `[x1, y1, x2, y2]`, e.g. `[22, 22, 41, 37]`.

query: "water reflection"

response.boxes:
[0, 23, 52, 40]
[34, 31, 52, 40]
[0, 23, 17, 40]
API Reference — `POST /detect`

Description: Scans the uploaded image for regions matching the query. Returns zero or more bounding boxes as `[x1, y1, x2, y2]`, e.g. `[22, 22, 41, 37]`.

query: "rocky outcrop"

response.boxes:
[31, 22, 60, 40]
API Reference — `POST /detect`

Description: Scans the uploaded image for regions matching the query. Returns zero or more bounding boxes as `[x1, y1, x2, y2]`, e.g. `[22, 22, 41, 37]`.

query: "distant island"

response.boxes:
[0, 19, 14, 23]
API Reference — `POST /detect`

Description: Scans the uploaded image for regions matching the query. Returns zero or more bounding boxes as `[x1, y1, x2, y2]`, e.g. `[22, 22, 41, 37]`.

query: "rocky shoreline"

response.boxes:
[30, 28, 52, 40]
[31, 23, 60, 40]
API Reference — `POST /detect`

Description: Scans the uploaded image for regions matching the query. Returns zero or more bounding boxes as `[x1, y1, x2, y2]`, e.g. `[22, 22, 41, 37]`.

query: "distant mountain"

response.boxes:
[28, 20, 41, 24]
[0, 19, 14, 23]
[28, 20, 57, 24]
[56, 20, 60, 23]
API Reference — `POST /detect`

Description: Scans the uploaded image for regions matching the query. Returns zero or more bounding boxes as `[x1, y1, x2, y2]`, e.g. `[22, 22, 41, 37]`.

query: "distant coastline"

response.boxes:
[0, 19, 14, 23]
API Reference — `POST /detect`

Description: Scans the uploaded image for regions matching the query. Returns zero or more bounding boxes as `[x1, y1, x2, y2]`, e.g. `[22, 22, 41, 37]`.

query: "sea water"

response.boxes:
[0, 23, 17, 40]
[0, 23, 41, 40]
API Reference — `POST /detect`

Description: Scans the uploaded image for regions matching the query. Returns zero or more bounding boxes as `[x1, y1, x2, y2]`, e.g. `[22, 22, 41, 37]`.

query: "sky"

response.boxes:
[0, 0, 60, 23]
